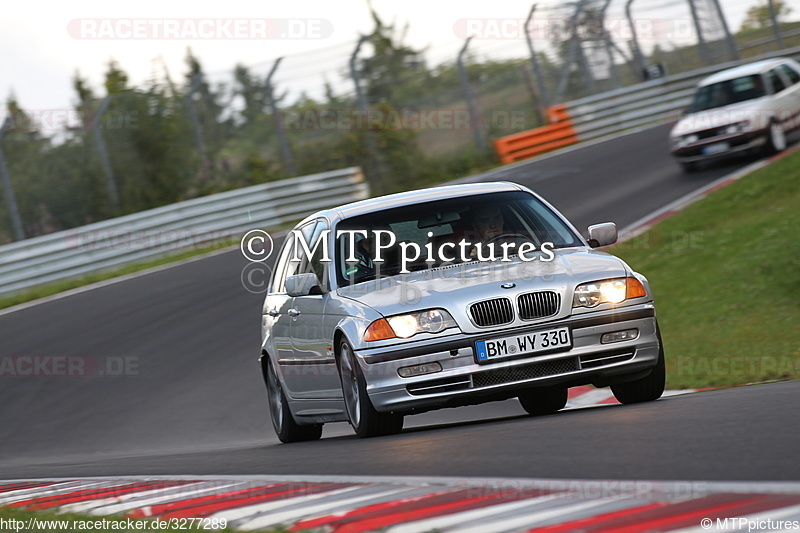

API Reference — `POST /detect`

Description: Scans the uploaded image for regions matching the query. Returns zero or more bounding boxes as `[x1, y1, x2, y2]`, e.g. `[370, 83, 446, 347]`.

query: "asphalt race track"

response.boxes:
[2, 124, 795, 482]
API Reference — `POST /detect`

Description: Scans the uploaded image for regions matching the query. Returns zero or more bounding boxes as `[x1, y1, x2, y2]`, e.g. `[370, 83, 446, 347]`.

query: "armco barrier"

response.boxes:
[495, 46, 800, 163]
[0, 167, 367, 298]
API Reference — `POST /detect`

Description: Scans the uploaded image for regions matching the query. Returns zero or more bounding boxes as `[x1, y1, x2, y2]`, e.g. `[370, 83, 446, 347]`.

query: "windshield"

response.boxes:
[334, 190, 582, 285]
[690, 74, 766, 112]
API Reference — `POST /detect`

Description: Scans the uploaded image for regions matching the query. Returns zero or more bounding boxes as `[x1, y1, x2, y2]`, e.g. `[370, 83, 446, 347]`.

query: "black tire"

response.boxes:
[338, 339, 404, 438]
[680, 161, 698, 172]
[266, 357, 322, 443]
[611, 326, 666, 404]
[518, 387, 568, 416]
[764, 120, 787, 155]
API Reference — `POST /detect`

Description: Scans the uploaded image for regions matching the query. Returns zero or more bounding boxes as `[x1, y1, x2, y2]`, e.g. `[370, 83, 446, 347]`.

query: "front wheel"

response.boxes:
[338, 340, 403, 438]
[765, 121, 787, 154]
[266, 357, 322, 443]
[611, 328, 666, 404]
[518, 387, 568, 415]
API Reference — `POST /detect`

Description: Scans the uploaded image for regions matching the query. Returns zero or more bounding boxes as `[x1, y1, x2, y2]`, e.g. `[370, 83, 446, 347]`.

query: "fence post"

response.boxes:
[687, 0, 713, 65]
[767, 0, 786, 49]
[709, 0, 740, 60]
[458, 37, 488, 152]
[525, 4, 551, 110]
[625, 0, 647, 80]
[349, 35, 386, 193]
[265, 57, 297, 176]
[92, 96, 121, 215]
[0, 117, 25, 241]
[187, 74, 212, 181]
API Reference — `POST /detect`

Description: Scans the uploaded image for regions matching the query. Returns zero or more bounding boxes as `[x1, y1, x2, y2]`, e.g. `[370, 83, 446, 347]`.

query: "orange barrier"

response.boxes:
[494, 104, 578, 164]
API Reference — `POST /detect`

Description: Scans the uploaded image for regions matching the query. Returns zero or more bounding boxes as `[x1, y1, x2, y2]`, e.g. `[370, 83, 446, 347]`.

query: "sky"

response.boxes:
[1, 0, 794, 114]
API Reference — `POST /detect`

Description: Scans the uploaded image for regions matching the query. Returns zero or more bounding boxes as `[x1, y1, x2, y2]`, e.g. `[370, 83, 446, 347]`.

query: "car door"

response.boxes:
[775, 63, 800, 132]
[766, 67, 795, 133]
[286, 220, 341, 399]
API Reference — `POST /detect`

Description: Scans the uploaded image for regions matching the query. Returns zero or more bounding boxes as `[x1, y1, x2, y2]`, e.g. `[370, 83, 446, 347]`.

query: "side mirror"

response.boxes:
[285, 273, 323, 297]
[587, 222, 618, 248]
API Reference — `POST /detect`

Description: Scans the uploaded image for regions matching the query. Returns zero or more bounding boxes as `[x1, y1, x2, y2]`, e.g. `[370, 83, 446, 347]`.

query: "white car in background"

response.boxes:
[670, 57, 800, 171]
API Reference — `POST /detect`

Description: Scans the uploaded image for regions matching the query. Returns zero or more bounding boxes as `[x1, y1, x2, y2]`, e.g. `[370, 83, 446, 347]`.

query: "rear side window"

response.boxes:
[777, 64, 800, 86]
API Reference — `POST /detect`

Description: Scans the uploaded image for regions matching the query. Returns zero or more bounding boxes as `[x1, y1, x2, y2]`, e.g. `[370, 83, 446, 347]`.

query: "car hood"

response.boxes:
[671, 97, 770, 137]
[337, 248, 629, 330]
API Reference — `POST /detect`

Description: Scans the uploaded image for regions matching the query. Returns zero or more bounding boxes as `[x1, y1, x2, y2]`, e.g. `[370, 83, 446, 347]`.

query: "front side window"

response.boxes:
[777, 64, 800, 85]
[768, 69, 788, 94]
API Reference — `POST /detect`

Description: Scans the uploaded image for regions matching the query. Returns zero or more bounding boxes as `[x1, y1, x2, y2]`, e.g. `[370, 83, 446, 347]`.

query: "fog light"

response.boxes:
[398, 362, 442, 378]
[601, 329, 639, 344]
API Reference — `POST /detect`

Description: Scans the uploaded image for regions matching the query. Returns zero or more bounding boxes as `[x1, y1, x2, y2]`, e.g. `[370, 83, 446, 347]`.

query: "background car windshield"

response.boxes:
[690, 74, 766, 111]
[334, 191, 582, 284]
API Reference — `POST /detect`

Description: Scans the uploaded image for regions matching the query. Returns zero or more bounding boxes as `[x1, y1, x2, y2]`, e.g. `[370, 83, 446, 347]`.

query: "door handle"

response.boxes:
[267, 308, 279, 317]
[288, 308, 301, 317]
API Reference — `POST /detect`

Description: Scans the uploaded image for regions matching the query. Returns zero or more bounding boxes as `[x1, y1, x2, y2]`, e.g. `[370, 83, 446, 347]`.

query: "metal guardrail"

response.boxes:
[0, 167, 367, 297]
[494, 46, 800, 162]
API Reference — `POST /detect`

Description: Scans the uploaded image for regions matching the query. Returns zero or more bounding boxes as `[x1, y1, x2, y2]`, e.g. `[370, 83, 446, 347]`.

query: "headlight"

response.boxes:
[724, 121, 751, 134]
[365, 309, 458, 341]
[573, 277, 647, 308]
[673, 134, 699, 150]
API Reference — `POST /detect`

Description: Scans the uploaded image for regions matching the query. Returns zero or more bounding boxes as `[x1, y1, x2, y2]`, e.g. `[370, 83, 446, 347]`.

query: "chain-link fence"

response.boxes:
[2, 0, 798, 243]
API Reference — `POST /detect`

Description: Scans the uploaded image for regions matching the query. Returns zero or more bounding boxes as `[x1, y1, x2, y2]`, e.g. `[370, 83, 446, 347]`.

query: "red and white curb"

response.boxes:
[565, 386, 696, 409]
[3, 476, 800, 532]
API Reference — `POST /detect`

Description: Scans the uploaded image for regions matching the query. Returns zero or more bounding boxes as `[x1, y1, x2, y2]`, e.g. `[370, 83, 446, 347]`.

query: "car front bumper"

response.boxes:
[671, 130, 767, 163]
[355, 303, 661, 413]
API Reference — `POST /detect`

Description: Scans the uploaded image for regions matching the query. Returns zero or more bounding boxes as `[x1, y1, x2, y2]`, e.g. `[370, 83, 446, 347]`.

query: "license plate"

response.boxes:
[702, 142, 729, 155]
[475, 327, 571, 363]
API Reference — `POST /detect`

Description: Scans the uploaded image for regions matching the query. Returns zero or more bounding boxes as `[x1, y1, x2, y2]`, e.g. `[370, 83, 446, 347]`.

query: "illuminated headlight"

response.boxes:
[573, 277, 647, 308]
[725, 121, 751, 134]
[365, 309, 458, 341]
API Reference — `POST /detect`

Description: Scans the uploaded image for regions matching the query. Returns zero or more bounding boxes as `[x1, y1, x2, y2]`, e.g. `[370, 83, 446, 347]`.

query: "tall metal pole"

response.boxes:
[709, 0, 740, 60]
[264, 57, 297, 176]
[0, 117, 25, 240]
[600, 0, 621, 89]
[687, 0, 712, 65]
[187, 74, 212, 181]
[349, 35, 385, 193]
[625, 0, 647, 80]
[767, 0, 785, 49]
[525, 4, 551, 109]
[457, 37, 487, 152]
[555, 0, 588, 102]
[92, 96, 121, 215]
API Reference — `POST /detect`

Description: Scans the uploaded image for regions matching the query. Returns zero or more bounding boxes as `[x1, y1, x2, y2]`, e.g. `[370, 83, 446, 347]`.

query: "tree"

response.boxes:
[740, 0, 793, 31]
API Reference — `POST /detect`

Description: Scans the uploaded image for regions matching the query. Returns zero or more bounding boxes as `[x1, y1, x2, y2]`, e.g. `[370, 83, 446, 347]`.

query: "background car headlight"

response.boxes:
[365, 309, 457, 341]
[573, 277, 647, 308]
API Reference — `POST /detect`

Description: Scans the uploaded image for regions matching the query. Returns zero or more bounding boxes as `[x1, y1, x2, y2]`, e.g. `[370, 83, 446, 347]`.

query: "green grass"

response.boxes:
[612, 151, 800, 389]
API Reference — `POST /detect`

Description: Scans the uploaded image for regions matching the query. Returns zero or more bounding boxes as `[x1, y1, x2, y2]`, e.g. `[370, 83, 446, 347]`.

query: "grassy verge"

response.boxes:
[0, 239, 239, 311]
[612, 151, 800, 389]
